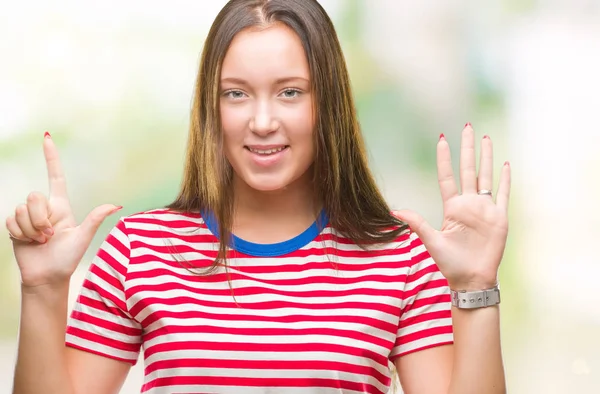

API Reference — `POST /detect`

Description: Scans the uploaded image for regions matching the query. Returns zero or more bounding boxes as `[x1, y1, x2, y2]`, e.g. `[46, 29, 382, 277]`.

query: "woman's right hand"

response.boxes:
[5, 132, 122, 289]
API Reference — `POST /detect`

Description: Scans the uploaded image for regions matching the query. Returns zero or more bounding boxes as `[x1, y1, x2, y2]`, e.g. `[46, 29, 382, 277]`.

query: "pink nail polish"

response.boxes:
[439, 133, 445, 140]
[464, 122, 472, 128]
[504, 161, 510, 166]
[44, 131, 51, 138]
[483, 135, 490, 139]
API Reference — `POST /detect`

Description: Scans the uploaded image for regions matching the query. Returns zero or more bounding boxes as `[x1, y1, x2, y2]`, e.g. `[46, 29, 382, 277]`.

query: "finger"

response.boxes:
[460, 123, 477, 194]
[393, 209, 436, 246]
[6, 216, 34, 243]
[437, 134, 459, 202]
[78, 204, 123, 245]
[26, 192, 54, 237]
[15, 204, 46, 243]
[477, 135, 494, 195]
[496, 161, 511, 212]
[43, 132, 69, 199]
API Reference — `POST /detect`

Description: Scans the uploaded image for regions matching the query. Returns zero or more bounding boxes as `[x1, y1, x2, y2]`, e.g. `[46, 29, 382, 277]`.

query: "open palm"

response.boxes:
[396, 124, 511, 290]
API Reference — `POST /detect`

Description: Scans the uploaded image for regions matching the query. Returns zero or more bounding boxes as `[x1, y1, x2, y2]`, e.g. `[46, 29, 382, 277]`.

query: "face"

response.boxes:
[219, 23, 315, 192]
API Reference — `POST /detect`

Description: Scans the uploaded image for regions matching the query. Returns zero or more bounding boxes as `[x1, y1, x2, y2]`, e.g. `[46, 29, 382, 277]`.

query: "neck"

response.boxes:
[231, 173, 321, 243]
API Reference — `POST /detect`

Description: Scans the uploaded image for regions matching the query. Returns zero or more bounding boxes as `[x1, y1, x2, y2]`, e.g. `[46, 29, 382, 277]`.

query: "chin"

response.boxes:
[244, 176, 291, 192]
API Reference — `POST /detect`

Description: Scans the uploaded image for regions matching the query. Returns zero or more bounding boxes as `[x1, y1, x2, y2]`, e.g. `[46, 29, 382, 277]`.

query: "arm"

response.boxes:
[13, 282, 131, 394]
[8, 134, 139, 394]
[447, 305, 504, 393]
[395, 305, 505, 394]
[392, 124, 510, 393]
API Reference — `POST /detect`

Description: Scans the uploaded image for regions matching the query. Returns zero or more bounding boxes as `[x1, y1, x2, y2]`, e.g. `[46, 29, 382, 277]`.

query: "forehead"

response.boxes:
[221, 23, 310, 82]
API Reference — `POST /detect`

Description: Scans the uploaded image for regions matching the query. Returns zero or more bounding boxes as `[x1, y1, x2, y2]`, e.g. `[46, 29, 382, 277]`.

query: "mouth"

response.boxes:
[244, 145, 289, 156]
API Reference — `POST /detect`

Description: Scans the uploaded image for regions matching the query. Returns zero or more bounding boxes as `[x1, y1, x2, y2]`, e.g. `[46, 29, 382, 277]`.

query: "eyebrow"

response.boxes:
[220, 77, 310, 85]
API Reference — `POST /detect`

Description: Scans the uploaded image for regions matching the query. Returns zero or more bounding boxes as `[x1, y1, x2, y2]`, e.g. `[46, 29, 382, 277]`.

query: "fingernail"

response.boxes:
[111, 205, 123, 214]
[44, 131, 51, 138]
[504, 161, 510, 166]
[42, 228, 54, 236]
[483, 135, 490, 139]
[439, 133, 445, 140]
[464, 122, 472, 128]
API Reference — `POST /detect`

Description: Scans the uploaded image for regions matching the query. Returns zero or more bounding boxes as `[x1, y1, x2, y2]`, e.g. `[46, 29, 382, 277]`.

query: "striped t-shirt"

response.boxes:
[66, 208, 453, 394]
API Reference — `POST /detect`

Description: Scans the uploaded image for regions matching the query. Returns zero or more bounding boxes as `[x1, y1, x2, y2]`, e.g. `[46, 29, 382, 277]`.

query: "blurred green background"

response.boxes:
[1, 0, 599, 392]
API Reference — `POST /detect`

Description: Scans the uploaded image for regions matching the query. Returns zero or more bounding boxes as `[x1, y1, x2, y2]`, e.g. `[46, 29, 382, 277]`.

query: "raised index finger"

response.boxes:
[43, 132, 68, 198]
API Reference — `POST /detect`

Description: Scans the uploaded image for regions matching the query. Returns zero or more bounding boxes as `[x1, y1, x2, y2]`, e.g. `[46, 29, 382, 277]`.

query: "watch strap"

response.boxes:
[450, 284, 501, 309]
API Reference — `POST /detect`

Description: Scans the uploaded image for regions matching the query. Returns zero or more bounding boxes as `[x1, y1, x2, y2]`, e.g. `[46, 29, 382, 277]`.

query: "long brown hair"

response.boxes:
[167, 0, 408, 270]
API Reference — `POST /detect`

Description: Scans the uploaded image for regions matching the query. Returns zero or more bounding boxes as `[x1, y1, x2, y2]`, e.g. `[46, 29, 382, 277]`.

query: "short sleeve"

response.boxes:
[389, 232, 453, 361]
[65, 218, 143, 365]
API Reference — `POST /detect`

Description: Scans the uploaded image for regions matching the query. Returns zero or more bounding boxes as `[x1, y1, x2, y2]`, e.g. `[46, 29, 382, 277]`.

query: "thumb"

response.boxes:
[79, 204, 123, 244]
[392, 209, 436, 245]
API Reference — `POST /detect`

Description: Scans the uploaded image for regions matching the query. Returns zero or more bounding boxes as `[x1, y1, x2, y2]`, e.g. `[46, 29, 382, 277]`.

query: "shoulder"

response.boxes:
[365, 217, 423, 254]
[109, 208, 209, 247]
[326, 222, 420, 263]
[119, 207, 205, 231]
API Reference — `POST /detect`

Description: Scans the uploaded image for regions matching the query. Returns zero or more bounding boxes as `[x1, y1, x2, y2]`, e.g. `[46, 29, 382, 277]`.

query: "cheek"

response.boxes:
[291, 99, 314, 126]
[293, 106, 315, 155]
[220, 107, 247, 149]
[284, 101, 314, 139]
[290, 128, 316, 171]
[221, 106, 239, 132]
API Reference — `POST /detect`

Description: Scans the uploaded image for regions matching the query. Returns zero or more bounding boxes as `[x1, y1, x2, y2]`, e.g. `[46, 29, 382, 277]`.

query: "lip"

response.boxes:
[245, 144, 288, 150]
[244, 145, 289, 167]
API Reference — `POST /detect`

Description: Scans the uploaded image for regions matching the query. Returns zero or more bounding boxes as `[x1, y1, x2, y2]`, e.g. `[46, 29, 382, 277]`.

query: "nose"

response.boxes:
[249, 101, 279, 136]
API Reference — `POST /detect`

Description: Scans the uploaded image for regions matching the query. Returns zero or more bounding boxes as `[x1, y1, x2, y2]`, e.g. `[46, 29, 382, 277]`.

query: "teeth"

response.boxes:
[249, 146, 285, 155]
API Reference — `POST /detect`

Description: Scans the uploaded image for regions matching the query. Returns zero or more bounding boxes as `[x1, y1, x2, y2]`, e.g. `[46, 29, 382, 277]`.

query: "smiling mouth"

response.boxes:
[245, 146, 289, 155]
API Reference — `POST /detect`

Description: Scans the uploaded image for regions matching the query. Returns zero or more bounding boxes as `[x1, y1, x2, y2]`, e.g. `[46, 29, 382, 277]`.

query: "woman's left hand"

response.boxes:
[395, 123, 511, 290]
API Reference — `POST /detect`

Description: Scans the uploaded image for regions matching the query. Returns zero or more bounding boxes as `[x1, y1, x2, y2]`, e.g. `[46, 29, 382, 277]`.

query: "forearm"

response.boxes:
[448, 305, 505, 394]
[13, 282, 75, 394]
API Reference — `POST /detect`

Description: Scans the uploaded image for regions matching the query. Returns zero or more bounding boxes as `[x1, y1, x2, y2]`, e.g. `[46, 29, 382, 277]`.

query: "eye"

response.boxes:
[223, 90, 247, 100]
[280, 88, 301, 99]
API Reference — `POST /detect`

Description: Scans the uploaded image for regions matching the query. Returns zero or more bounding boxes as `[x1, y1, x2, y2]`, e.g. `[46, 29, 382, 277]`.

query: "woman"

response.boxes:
[8, 0, 510, 393]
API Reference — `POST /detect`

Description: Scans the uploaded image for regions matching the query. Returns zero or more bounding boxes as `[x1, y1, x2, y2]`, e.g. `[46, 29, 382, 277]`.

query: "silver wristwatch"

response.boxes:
[450, 284, 501, 309]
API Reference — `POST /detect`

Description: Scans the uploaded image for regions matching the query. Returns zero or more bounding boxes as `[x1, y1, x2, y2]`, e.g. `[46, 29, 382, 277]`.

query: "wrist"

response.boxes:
[448, 279, 498, 291]
[21, 280, 70, 297]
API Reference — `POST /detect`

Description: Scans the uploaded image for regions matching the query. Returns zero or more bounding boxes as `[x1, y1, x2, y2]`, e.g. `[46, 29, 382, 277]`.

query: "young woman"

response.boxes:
[8, 0, 510, 393]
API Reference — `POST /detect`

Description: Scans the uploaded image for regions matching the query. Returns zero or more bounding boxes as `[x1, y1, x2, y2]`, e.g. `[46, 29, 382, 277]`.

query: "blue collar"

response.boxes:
[201, 209, 329, 257]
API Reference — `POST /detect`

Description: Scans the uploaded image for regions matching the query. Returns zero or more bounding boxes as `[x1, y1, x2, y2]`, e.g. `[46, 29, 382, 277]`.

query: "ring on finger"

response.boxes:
[477, 189, 493, 196]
